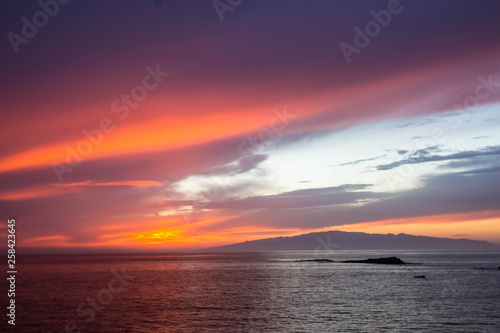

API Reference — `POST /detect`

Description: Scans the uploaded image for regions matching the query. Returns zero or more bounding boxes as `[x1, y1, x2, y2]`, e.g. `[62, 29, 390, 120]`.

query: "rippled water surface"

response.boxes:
[2, 251, 500, 332]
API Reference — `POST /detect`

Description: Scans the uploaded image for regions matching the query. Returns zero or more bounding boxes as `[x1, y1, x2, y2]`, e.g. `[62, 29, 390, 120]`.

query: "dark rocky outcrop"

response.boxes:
[342, 256, 406, 265]
[296, 259, 336, 263]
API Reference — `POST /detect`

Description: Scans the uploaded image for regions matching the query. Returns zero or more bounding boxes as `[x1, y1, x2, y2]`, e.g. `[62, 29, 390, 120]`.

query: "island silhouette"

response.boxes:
[205, 230, 500, 252]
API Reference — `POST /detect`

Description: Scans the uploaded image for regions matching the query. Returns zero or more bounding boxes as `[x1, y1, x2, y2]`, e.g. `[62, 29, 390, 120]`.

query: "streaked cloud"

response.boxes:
[376, 146, 500, 171]
[1, 0, 500, 250]
[54, 180, 163, 187]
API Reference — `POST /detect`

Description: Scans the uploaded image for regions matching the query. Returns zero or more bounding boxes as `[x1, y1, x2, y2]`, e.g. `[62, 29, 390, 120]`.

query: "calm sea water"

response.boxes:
[1, 251, 499, 332]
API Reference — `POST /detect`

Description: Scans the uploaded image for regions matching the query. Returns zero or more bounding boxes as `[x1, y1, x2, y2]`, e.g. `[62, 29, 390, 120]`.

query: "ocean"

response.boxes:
[2, 251, 499, 332]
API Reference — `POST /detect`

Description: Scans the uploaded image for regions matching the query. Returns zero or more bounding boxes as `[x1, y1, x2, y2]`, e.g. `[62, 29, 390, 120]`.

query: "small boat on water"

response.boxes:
[414, 275, 426, 278]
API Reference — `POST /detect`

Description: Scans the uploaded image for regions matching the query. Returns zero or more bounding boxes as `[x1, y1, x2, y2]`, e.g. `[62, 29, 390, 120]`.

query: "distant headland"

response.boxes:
[205, 230, 500, 252]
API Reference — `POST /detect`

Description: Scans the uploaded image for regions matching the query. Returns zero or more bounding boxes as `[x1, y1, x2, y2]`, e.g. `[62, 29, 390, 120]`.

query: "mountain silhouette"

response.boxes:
[206, 230, 500, 252]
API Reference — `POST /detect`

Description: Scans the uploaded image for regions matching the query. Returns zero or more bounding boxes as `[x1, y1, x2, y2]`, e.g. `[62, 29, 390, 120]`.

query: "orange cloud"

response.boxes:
[22, 235, 72, 246]
[0, 185, 79, 201]
[2, 51, 494, 176]
[0, 180, 160, 201]
[0, 104, 307, 174]
[333, 211, 500, 243]
[54, 180, 163, 187]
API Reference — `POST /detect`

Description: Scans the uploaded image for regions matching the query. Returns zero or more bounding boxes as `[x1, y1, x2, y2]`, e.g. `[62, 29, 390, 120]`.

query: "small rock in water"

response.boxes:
[297, 259, 335, 263]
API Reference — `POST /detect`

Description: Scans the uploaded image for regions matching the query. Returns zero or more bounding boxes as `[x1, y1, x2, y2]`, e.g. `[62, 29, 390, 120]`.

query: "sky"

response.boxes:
[1, 0, 500, 252]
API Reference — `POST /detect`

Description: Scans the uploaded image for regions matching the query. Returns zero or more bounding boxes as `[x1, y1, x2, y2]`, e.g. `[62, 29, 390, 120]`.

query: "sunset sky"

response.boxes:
[1, 0, 500, 252]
